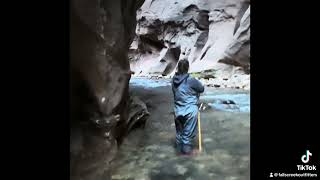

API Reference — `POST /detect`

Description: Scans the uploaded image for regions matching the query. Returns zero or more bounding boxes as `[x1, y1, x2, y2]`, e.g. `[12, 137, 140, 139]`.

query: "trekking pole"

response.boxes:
[198, 103, 203, 153]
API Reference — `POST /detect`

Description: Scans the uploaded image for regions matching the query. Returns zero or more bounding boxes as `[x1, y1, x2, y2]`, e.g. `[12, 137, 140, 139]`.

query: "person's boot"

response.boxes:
[181, 144, 192, 155]
[180, 144, 200, 156]
[175, 142, 182, 154]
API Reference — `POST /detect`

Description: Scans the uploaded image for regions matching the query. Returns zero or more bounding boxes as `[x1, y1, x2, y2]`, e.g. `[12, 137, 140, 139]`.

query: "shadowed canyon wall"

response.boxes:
[70, 0, 144, 179]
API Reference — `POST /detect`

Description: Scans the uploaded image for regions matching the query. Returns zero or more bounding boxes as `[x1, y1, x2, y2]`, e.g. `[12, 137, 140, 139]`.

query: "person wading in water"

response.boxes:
[172, 60, 204, 155]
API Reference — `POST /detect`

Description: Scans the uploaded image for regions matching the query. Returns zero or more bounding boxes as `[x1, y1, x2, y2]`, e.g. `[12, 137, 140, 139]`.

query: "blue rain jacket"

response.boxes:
[172, 73, 204, 145]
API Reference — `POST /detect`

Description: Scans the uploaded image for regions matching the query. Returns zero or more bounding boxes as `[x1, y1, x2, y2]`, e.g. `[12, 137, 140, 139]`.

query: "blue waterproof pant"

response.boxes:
[174, 107, 198, 153]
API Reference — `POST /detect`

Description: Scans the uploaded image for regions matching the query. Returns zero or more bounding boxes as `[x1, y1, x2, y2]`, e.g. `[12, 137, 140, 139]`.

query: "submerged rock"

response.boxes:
[208, 102, 240, 112]
[127, 96, 150, 133]
[200, 92, 250, 113]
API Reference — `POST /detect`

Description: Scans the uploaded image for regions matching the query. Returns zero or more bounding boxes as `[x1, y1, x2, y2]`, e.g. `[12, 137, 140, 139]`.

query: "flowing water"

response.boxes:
[109, 78, 250, 180]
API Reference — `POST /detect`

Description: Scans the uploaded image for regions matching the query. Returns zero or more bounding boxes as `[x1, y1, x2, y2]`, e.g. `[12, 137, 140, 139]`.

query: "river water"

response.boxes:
[108, 78, 250, 180]
[130, 77, 250, 113]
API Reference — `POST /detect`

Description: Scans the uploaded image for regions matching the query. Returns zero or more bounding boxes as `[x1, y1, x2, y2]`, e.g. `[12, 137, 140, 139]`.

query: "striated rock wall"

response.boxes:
[129, 0, 250, 89]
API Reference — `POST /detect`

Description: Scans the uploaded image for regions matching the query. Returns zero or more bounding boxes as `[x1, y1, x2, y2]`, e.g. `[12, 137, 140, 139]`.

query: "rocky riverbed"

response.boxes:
[108, 78, 250, 180]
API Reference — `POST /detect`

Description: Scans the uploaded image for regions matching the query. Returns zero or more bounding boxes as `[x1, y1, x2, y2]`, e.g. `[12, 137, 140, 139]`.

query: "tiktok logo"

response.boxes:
[301, 150, 312, 163]
[297, 150, 317, 171]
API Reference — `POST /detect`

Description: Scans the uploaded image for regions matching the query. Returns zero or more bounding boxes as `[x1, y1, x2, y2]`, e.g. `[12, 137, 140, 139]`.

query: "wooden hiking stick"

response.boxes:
[198, 103, 203, 152]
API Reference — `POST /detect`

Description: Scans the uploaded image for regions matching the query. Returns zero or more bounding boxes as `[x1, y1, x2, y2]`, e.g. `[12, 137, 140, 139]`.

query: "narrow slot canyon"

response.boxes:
[70, 0, 250, 180]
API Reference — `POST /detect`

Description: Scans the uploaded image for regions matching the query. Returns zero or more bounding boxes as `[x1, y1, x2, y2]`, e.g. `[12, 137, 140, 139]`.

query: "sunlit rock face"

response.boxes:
[129, 0, 250, 88]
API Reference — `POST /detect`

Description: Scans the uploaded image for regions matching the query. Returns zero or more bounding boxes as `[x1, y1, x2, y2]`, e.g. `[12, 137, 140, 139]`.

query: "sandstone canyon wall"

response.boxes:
[129, 0, 250, 89]
[70, 0, 144, 179]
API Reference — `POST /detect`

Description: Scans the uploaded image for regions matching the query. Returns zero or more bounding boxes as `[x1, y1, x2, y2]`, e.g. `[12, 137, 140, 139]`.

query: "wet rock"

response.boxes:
[203, 97, 243, 112]
[221, 100, 236, 105]
[202, 74, 215, 80]
[145, 145, 159, 151]
[175, 164, 188, 175]
[127, 96, 150, 133]
[197, 164, 206, 169]
[209, 103, 240, 112]
[157, 154, 167, 159]
[92, 114, 120, 130]
[214, 84, 221, 88]
[70, 0, 145, 179]
[203, 138, 213, 143]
